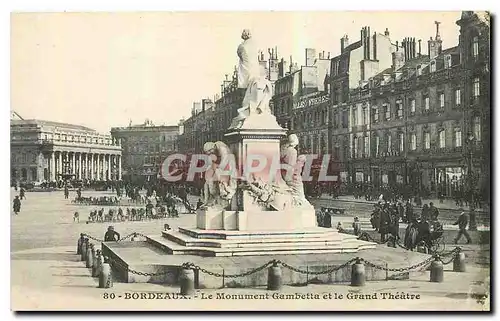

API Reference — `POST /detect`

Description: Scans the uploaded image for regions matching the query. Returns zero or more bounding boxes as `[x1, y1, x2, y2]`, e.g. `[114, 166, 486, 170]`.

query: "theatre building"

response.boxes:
[11, 119, 122, 184]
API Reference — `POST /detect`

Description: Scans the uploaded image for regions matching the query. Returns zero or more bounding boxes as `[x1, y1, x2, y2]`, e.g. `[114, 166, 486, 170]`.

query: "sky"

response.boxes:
[11, 11, 463, 134]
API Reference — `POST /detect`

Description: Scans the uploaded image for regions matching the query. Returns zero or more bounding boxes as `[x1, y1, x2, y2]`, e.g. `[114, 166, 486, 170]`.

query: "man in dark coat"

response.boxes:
[19, 187, 26, 200]
[453, 211, 472, 244]
[13, 196, 21, 215]
[429, 202, 440, 220]
[104, 226, 121, 241]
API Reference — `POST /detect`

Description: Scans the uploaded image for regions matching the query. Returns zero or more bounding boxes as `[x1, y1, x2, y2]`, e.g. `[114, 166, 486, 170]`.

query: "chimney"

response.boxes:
[289, 55, 293, 73]
[328, 52, 331, 59]
[395, 41, 399, 51]
[305, 48, 316, 66]
[373, 32, 377, 60]
[418, 39, 422, 56]
[392, 51, 405, 71]
[402, 38, 406, 60]
[412, 38, 416, 59]
[367, 27, 371, 59]
[361, 27, 366, 59]
[384, 28, 390, 36]
[340, 35, 349, 53]
[275, 46, 278, 59]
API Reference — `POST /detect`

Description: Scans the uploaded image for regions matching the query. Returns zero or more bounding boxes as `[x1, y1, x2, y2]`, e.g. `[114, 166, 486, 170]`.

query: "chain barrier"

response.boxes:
[183, 260, 275, 278]
[82, 232, 149, 243]
[361, 256, 434, 273]
[437, 247, 461, 265]
[107, 255, 176, 277]
[279, 258, 357, 275]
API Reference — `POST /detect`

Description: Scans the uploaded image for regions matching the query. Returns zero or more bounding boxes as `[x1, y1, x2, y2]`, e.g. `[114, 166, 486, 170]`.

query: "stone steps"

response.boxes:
[146, 232, 376, 257]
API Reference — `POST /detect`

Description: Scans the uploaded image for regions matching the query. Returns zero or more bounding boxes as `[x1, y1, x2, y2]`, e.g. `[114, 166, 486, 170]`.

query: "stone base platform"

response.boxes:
[101, 241, 431, 289]
[146, 227, 376, 257]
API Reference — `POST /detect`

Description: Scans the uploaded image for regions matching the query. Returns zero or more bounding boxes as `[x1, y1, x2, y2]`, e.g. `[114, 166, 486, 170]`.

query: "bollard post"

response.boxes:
[179, 267, 195, 296]
[453, 248, 466, 272]
[430, 255, 444, 283]
[86, 243, 94, 268]
[92, 249, 101, 277]
[351, 258, 366, 286]
[77, 233, 84, 255]
[81, 238, 88, 262]
[267, 261, 282, 291]
[131, 233, 138, 241]
[99, 257, 113, 288]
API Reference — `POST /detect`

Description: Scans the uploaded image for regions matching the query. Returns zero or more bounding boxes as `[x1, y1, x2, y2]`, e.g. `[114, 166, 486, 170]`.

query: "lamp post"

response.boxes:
[467, 133, 477, 231]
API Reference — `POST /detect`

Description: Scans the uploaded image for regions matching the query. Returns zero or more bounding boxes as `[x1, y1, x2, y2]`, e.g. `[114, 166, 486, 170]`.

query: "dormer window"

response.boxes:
[430, 60, 436, 72]
[473, 36, 479, 60]
[445, 55, 452, 69]
[416, 65, 422, 76]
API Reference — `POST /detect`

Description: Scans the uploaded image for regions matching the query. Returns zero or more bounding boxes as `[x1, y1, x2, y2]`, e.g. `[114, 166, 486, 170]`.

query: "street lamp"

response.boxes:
[467, 133, 477, 231]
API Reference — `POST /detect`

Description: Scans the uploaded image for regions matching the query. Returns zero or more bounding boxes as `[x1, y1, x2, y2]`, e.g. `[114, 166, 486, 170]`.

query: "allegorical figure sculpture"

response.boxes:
[230, 29, 275, 129]
[202, 141, 237, 209]
[280, 134, 307, 203]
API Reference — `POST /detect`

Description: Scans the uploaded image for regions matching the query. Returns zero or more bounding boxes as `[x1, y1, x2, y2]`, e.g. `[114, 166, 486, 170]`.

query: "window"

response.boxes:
[473, 77, 480, 97]
[410, 99, 416, 114]
[410, 133, 417, 150]
[424, 132, 431, 149]
[353, 137, 358, 158]
[375, 136, 380, 156]
[455, 128, 462, 147]
[384, 104, 391, 120]
[387, 134, 392, 153]
[342, 110, 349, 128]
[398, 133, 404, 152]
[430, 61, 436, 72]
[445, 55, 452, 68]
[362, 107, 369, 125]
[396, 100, 403, 118]
[439, 129, 446, 148]
[333, 112, 338, 128]
[455, 89, 461, 106]
[473, 116, 481, 141]
[352, 107, 358, 127]
[472, 36, 479, 60]
[424, 96, 430, 111]
[364, 135, 369, 156]
[31, 168, 37, 181]
[439, 93, 445, 108]
[373, 107, 379, 123]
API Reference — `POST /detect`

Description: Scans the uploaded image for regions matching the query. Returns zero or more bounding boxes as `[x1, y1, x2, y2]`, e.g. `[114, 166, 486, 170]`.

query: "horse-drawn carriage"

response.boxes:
[404, 219, 445, 253]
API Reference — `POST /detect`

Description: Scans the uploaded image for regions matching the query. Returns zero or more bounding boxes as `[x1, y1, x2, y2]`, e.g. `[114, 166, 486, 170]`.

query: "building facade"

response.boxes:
[11, 119, 122, 184]
[174, 11, 490, 200]
[111, 121, 179, 182]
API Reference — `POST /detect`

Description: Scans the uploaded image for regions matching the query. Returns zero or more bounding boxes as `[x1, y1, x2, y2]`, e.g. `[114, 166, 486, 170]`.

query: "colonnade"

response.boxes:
[47, 151, 122, 181]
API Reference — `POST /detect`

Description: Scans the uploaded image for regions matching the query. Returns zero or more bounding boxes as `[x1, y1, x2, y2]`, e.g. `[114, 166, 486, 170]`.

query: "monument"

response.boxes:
[102, 30, 419, 289]
[151, 29, 375, 255]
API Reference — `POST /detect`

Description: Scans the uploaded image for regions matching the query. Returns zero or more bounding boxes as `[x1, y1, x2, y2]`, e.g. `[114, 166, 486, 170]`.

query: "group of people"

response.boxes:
[12, 187, 26, 215]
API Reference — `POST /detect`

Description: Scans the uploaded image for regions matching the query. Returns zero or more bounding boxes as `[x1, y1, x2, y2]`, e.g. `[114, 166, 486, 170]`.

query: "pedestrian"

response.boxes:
[104, 226, 121, 242]
[429, 202, 440, 221]
[421, 204, 430, 222]
[19, 187, 26, 200]
[352, 217, 362, 236]
[453, 211, 472, 244]
[64, 185, 69, 199]
[73, 211, 80, 223]
[13, 196, 21, 215]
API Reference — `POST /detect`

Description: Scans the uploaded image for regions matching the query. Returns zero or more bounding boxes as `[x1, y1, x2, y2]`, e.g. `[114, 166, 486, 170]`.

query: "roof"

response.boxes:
[10, 119, 96, 132]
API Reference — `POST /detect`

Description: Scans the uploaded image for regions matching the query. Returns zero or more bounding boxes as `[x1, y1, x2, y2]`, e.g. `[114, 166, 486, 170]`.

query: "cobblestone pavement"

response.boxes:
[10, 189, 491, 311]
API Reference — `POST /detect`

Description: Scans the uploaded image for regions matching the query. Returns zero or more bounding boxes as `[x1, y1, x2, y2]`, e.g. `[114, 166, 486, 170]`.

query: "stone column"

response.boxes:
[90, 154, 94, 180]
[58, 152, 63, 179]
[50, 152, 55, 181]
[107, 155, 112, 180]
[118, 156, 122, 180]
[96, 154, 101, 180]
[78, 153, 82, 179]
[71, 152, 76, 175]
